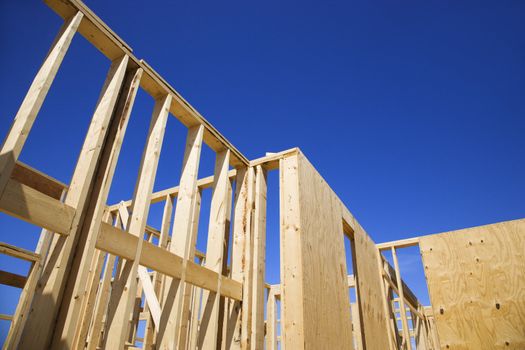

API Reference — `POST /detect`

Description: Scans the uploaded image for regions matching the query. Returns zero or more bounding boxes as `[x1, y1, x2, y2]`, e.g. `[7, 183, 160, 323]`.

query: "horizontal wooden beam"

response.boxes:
[0, 314, 13, 321]
[0, 270, 27, 289]
[95, 222, 242, 300]
[44, 0, 249, 167]
[0, 179, 76, 235]
[376, 237, 420, 250]
[11, 161, 67, 200]
[0, 242, 40, 262]
[249, 148, 299, 171]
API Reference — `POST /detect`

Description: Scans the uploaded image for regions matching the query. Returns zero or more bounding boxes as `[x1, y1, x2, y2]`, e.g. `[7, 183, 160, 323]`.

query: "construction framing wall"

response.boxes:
[0, 1, 523, 349]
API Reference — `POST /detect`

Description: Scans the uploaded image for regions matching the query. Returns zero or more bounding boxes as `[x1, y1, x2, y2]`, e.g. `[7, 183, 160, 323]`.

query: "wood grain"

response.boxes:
[420, 219, 525, 349]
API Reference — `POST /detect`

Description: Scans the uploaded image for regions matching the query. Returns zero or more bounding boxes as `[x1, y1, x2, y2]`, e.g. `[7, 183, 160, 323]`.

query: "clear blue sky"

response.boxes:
[1, 0, 524, 343]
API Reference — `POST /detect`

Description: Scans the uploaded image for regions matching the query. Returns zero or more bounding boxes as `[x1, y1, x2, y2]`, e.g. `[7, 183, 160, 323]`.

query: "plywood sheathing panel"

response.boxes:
[280, 152, 353, 349]
[352, 223, 392, 350]
[420, 219, 525, 349]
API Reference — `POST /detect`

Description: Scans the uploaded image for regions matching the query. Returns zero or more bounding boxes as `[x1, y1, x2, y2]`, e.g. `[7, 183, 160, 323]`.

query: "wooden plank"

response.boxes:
[197, 149, 232, 349]
[279, 155, 304, 349]
[0, 242, 40, 262]
[224, 167, 253, 350]
[143, 195, 173, 349]
[251, 165, 267, 350]
[116, 203, 162, 332]
[0, 178, 76, 235]
[0, 11, 82, 198]
[0, 314, 13, 321]
[157, 124, 204, 349]
[391, 247, 412, 350]
[188, 280, 203, 349]
[0, 270, 27, 289]
[376, 237, 420, 250]
[48, 55, 136, 349]
[4, 206, 61, 350]
[96, 217, 243, 301]
[19, 53, 130, 350]
[381, 257, 419, 310]
[87, 234, 119, 349]
[249, 147, 299, 170]
[138, 266, 161, 328]
[266, 287, 278, 350]
[280, 152, 354, 349]
[103, 94, 171, 349]
[420, 218, 525, 349]
[11, 161, 67, 200]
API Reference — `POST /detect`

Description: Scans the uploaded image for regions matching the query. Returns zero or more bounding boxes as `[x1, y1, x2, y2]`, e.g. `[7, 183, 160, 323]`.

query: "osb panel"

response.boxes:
[420, 219, 525, 349]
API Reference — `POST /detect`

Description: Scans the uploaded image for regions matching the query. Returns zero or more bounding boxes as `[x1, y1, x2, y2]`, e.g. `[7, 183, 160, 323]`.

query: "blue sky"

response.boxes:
[1, 0, 524, 344]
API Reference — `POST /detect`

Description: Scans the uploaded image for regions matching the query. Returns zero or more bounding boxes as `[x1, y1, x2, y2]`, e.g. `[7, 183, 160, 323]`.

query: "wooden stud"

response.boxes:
[250, 165, 267, 350]
[0, 11, 83, 197]
[19, 54, 130, 350]
[391, 247, 412, 350]
[53, 61, 142, 349]
[143, 195, 173, 349]
[197, 149, 232, 349]
[103, 94, 171, 349]
[223, 167, 252, 350]
[266, 287, 278, 350]
[157, 124, 204, 349]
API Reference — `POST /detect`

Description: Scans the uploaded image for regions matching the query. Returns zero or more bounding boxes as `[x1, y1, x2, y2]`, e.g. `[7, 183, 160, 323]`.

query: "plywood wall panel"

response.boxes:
[352, 222, 392, 350]
[420, 219, 525, 349]
[280, 152, 354, 349]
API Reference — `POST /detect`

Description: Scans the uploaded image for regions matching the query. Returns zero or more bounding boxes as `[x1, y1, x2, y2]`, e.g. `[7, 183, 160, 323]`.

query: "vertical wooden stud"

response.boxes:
[19, 54, 130, 350]
[0, 12, 83, 197]
[392, 247, 412, 350]
[157, 124, 204, 349]
[251, 165, 267, 350]
[197, 149, 232, 349]
[241, 167, 255, 350]
[266, 287, 278, 350]
[144, 195, 174, 349]
[103, 94, 171, 349]
[223, 167, 252, 350]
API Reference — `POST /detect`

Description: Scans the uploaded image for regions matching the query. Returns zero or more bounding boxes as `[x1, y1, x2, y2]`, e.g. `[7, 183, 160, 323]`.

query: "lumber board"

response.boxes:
[11, 161, 67, 200]
[0, 178, 75, 234]
[18, 54, 130, 350]
[95, 222, 242, 300]
[157, 125, 204, 349]
[224, 167, 253, 349]
[103, 94, 171, 349]
[143, 195, 173, 349]
[266, 287, 278, 350]
[54, 62, 142, 349]
[0, 11, 82, 198]
[0, 242, 40, 262]
[250, 165, 267, 349]
[420, 219, 525, 349]
[392, 247, 412, 350]
[197, 149, 233, 349]
[0, 270, 27, 289]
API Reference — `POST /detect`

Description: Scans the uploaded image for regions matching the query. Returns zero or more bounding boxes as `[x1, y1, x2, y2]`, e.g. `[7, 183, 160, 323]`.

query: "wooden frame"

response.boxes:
[1, 1, 523, 349]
